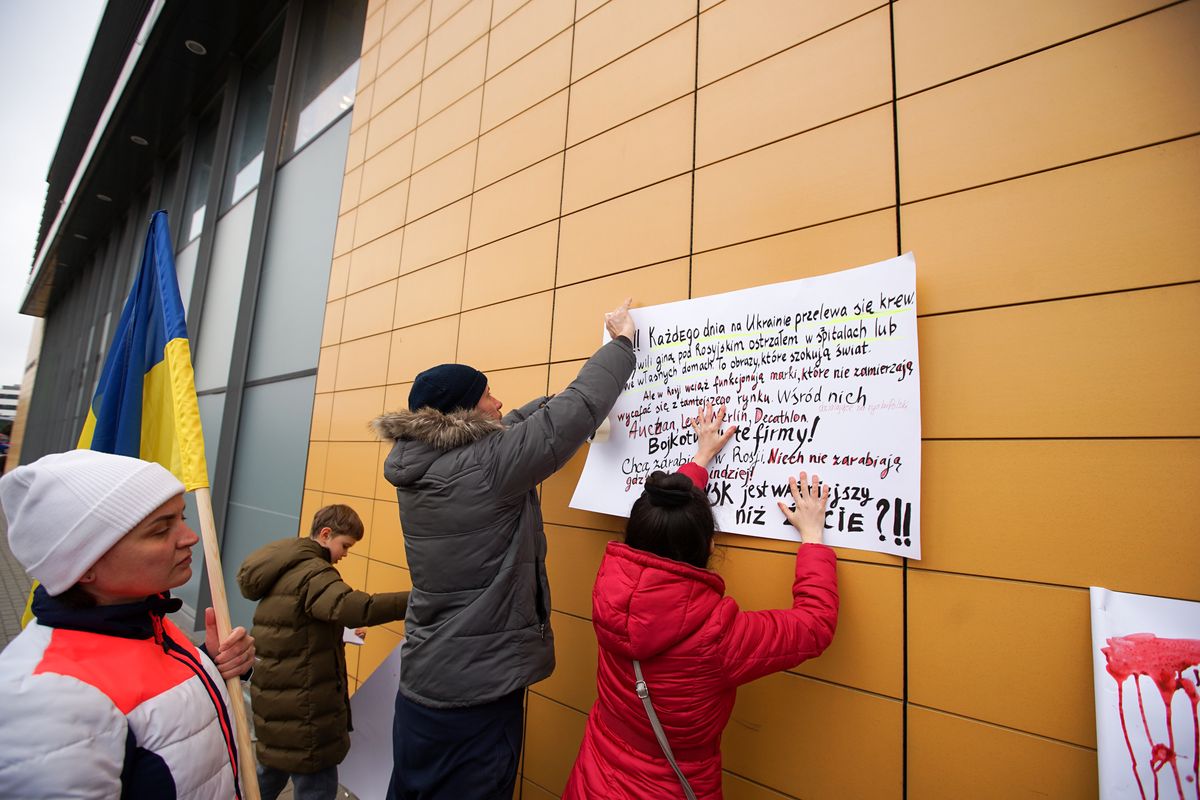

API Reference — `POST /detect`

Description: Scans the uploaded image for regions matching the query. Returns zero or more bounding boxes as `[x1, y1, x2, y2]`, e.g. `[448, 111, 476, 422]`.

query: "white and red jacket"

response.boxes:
[0, 588, 241, 798]
[564, 464, 839, 799]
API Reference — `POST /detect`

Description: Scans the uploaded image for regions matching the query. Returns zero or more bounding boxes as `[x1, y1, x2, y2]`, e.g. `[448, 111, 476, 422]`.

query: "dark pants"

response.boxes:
[388, 688, 525, 800]
[257, 763, 338, 800]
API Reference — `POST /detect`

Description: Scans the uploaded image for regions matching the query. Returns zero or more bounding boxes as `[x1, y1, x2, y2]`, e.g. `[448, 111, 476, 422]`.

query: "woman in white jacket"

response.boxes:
[0, 450, 255, 798]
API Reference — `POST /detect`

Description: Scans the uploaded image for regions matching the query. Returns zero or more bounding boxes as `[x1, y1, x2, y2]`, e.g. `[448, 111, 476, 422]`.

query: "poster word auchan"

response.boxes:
[570, 253, 922, 558]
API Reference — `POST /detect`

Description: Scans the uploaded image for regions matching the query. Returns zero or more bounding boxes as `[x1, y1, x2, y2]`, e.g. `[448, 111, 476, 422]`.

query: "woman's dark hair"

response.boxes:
[625, 471, 716, 569]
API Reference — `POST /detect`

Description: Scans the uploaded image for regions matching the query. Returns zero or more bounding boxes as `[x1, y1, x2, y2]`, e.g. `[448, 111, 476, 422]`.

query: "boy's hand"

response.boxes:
[204, 607, 256, 680]
[354, 627, 368, 640]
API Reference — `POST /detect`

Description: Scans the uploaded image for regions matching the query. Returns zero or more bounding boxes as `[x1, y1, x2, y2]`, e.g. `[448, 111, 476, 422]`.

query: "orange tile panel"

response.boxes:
[541, 445, 627, 534]
[422, 0, 489, 77]
[486, 0, 574, 79]
[723, 674, 902, 800]
[475, 90, 568, 190]
[566, 20, 696, 147]
[897, 2, 1200, 201]
[908, 570, 1095, 745]
[321, 298, 345, 347]
[429, 0, 471, 31]
[359, 132, 415, 205]
[462, 221, 558, 311]
[339, 166, 362, 215]
[378, 0, 429, 73]
[388, 315, 460, 384]
[692, 211, 897, 299]
[481, 30, 572, 132]
[364, 85, 420, 160]
[353, 179, 408, 247]
[523, 693, 587, 796]
[309, 393, 333, 441]
[894, 0, 1173, 96]
[327, 254, 351, 301]
[718, 548, 903, 698]
[315, 345, 339, 393]
[406, 140, 477, 222]
[347, 228, 404, 295]
[418, 37, 487, 124]
[372, 45, 426, 117]
[305, 441, 329, 490]
[557, 175, 692, 286]
[412, 88, 483, 170]
[694, 106, 895, 252]
[484, 364, 551, 413]
[341, 280, 399, 342]
[545, 524, 619, 619]
[369, 499, 408, 569]
[698, 0, 884, 85]
[696, 7, 891, 166]
[562, 95, 693, 214]
[322, 441, 383, 498]
[398, 197, 471, 274]
[531, 611, 599, 713]
[919, 439, 1200, 601]
[918, 284, 1200, 437]
[903, 137, 1200, 315]
[571, 0, 695, 80]
[550, 259, 689, 363]
[468, 154, 564, 249]
[457, 291, 554, 370]
[329, 387, 386, 442]
[392, 256, 465, 328]
[334, 332, 391, 390]
[908, 706, 1098, 800]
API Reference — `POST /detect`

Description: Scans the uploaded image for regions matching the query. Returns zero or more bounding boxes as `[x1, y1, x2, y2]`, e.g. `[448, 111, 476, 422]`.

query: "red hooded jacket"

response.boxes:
[563, 465, 839, 799]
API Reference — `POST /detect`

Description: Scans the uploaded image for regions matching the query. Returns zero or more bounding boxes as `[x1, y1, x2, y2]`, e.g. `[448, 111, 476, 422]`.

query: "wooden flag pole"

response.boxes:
[194, 486, 261, 800]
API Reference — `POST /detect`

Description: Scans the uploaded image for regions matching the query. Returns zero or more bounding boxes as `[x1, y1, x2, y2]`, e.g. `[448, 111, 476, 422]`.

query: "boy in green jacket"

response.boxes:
[237, 504, 409, 800]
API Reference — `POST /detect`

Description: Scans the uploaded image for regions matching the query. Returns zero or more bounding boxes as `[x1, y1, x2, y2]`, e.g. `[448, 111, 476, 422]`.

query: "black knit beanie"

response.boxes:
[408, 364, 488, 413]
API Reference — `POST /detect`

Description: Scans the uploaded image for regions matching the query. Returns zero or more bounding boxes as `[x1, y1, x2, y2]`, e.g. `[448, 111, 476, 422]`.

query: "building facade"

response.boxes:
[13, 0, 1199, 798]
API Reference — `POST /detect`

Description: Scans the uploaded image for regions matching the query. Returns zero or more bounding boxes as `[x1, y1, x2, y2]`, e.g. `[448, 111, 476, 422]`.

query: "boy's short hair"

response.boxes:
[310, 504, 364, 541]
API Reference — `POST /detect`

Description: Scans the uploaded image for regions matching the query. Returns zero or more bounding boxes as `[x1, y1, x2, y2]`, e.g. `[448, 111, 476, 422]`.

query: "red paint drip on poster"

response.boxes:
[1102, 634, 1200, 800]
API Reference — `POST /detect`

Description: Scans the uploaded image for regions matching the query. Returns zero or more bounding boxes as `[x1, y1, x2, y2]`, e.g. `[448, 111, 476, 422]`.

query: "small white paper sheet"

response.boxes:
[1090, 587, 1200, 799]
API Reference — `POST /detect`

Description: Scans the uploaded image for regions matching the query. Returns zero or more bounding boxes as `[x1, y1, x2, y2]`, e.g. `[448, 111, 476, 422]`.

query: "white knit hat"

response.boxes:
[0, 450, 185, 595]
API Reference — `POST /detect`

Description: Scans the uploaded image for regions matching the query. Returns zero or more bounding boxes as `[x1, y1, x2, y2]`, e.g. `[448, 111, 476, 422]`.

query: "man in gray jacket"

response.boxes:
[374, 300, 636, 800]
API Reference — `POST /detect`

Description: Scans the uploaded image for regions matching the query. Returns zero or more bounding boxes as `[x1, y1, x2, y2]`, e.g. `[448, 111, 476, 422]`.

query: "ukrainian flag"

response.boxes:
[76, 209, 208, 488]
[22, 210, 207, 626]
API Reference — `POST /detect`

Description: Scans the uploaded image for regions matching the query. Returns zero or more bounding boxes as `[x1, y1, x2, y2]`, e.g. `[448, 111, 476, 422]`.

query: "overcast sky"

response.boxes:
[0, 1, 106, 387]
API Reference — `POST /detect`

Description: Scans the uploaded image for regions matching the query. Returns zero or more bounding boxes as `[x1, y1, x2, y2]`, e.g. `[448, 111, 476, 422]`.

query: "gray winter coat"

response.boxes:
[371, 338, 634, 708]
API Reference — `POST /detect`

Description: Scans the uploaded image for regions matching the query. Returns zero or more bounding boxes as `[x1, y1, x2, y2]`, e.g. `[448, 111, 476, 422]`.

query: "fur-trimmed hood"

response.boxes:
[371, 407, 503, 450]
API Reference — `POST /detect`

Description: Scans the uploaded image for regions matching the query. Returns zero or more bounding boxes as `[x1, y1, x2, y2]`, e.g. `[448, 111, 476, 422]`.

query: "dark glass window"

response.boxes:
[282, 0, 367, 157]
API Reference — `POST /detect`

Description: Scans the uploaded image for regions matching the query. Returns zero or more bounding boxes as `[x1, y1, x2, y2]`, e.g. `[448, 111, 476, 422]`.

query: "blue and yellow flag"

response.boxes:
[22, 210, 207, 626]
[76, 209, 208, 488]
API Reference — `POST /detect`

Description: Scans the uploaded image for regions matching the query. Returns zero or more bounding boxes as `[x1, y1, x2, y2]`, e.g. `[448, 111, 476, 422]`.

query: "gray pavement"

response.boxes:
[0, 511, 33, 651]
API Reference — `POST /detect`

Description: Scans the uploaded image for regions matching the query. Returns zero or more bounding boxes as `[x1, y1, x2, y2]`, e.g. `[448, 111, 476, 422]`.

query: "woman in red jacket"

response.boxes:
[563, 404, 839, 799]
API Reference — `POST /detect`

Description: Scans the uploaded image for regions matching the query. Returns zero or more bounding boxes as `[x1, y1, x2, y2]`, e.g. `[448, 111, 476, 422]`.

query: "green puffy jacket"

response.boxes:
[237, 537, 408, 772]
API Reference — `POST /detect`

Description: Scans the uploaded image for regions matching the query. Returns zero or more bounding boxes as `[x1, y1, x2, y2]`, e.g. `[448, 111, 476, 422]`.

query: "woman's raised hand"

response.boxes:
[604, 297, 636, 342]
[778, 471, 829, 544]
[689, 401, 737, 468]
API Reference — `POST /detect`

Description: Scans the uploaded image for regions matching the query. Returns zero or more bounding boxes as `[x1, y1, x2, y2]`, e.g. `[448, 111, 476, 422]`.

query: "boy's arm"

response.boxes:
[302, 568, 409, 627]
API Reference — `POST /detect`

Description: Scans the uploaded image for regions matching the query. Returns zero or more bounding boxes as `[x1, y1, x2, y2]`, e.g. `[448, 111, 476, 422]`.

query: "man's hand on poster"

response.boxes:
[604, 297, 636, 342]
[689, 402, 737, 469]
[778, 472, 830, 545]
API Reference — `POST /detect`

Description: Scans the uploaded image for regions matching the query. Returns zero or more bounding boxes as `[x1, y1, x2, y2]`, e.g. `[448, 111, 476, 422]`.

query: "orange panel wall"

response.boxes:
[314, 0, 1200, 795]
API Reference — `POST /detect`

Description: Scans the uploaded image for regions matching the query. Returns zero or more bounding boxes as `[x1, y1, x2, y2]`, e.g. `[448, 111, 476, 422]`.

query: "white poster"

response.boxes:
[1091, 588, 1200, 800]
[339, 642, 403, 800]
[570, 253, 922, 558]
